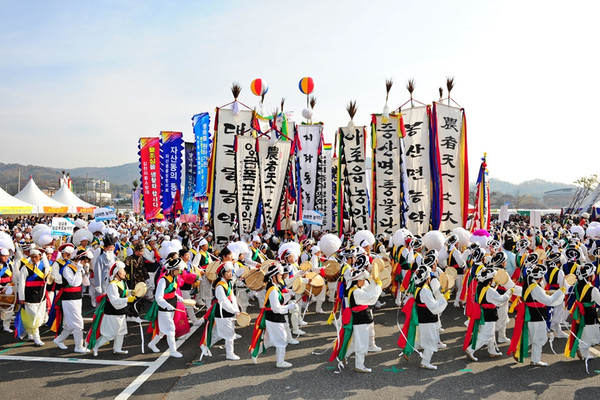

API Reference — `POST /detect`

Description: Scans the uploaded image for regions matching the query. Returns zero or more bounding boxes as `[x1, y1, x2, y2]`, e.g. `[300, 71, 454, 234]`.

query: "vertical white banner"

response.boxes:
[212, 108, 253, 249]
[258, 139, 292, 230]
[236, 136, 260, 237]
[373, 115, 403, 236]
[402, 107, 432, 236]
[436, 103, 464, 232]
[297, 124, 322, 213]
[339, 125, 369, 231]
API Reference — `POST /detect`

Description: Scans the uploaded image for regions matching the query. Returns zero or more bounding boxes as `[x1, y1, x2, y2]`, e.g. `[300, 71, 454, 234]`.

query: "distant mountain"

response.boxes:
[0, 161, 576, 200]
[0, 162, 139, 195]
[68, 163, 139, 185]
[474, 178, 576, 199]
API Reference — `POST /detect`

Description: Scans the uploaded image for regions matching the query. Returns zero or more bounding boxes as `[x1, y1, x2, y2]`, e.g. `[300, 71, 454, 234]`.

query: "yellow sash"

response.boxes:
[21, 258, 45, 280]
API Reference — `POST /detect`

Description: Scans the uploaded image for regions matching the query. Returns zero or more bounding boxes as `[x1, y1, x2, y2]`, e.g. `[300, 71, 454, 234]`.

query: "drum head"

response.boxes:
[445, 267, 458, 280]
[372, 258, 385, 273]
[292, 277, 306, 294]
[236, 312, 251, 328]
[379, 268, 392, 290]
[134, 282, 148, 298]
[438, 271, 448, 292]
[565, 273, 577, 286]
[534, 248, 547, 261]
[323, 260, 341, 281]
[206, 260, 221, 282]
[299, 261, 312, 272]
[495, 269, 509, 285]
[245, 269, 266, 291]
[182, 299, 196, 307]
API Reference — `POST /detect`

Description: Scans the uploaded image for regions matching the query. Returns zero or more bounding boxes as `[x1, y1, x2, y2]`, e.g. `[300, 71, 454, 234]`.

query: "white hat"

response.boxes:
[199, 238, 208, 246]
[109, 261, 126, 279]
[0, 248, 9, 256]
[30, 249, 41, 256]
[311, 245, 321, 255]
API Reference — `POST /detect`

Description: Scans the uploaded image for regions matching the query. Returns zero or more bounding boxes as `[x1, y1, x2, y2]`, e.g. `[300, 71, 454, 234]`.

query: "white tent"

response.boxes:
[52, 184, 97, 214]
[14, 178, 69, 214]
[0, 186, 34, 215]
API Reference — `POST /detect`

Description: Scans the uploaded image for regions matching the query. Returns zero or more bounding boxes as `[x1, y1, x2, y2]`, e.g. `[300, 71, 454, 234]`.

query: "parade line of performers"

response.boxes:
[0, 215, 600, 373]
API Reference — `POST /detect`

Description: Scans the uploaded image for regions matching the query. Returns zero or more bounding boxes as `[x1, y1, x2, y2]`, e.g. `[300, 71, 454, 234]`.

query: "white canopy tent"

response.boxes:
[52, 184, 97, 214]
[14, 178, 69, 214]
[0, 186, 34, 215]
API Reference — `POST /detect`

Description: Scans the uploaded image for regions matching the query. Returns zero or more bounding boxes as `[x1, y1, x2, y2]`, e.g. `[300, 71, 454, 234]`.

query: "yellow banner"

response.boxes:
[0, 206, 34, 215]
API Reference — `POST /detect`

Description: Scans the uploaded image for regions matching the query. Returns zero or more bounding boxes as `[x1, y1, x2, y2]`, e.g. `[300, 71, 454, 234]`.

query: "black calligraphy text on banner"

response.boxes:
[212, 109, 252, 249]
[236, 136, 260, 237]
[297, 124, 322, 214]
[372, 115, 402, 236]
[259, 138, 292, 230]
[340, 125, 369, 231]
[436, 103, 464, 232]
[277, 124, 296, 232]
[402, 107, 432, 237]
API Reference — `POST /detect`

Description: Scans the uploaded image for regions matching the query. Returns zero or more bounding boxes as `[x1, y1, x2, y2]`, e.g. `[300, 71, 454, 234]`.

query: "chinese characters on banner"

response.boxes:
[139, 137, 163, 220]
[192, 112, 211, 200]
[160, 131, 183, 217]
[182, 142, 199, 217]
[435, 103, 467, 232]
[402, 107, 434, 236]
[211, 108, 252, 248]
[235, 136, 260, 236]
[339, 125, 369, 231]
[371, 115, 405, 236]
[296, 124, 322, 215]
[258, 138, 292, 230]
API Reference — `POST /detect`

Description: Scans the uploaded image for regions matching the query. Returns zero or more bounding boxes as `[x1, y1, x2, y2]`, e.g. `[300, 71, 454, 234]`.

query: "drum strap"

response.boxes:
[0, 264, 11, 277]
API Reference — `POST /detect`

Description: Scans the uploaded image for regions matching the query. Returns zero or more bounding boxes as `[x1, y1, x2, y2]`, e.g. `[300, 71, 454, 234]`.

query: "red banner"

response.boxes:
[139, 137, 164, 220]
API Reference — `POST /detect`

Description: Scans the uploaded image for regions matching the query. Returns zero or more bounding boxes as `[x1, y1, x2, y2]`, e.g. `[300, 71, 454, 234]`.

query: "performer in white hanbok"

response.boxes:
[344, 269, 382, 373]
[17, 249, 50, 346]
[52, 244, 90, 353]
[147, 258, 185, 358]
[88, 261, 135, 356]
[464, 267, 513, 361]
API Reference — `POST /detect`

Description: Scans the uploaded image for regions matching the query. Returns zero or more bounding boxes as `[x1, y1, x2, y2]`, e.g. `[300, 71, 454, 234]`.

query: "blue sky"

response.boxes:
[1, 0, 598, 184]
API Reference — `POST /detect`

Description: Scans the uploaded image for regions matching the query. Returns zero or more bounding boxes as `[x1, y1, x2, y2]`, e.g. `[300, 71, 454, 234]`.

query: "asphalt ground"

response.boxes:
[0, 293, 599, 400]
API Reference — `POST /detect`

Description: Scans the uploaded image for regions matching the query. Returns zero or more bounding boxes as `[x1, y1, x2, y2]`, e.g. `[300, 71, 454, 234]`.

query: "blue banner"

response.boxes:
[160, 131, 184, 217]
[192, 112, 211, 200]
[183, 142, 199, 215]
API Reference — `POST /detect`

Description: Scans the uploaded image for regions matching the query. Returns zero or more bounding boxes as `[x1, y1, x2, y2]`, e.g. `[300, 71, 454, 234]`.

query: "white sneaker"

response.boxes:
[437, 342, 447, 349]
[374, 301, 384, 309]
[497, 336, 511, 344]
[292, 329, 306, 335]
[288, 339, 300, 345]
[170, 351, 183, 358]
[4, 328, 13, 333]
[354, 366, 372, 373]
[192, 319, 204, 326]
[93, 348, 98, 357]
[316, 309, 327, 314]
[235, 333, 242, 339]
[465, 348, 478, 362]
[53, 339, 68, 350]
[489, 352, 502, 358]
[114, 350, 129, 355]
[148, 343, 160, 353]
[299, 320, 308, 327]
[34, 340, 45, 347]
[226, 353, 240, 361]
[419, 363, 437, 370]
[530, 361, 548, 367]
[554, 331, 568, 339]
[276, 361, 292, 368]
[74, 347, 90, 354]
[368, 346, 382, 352]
